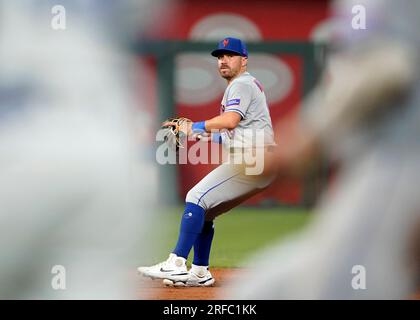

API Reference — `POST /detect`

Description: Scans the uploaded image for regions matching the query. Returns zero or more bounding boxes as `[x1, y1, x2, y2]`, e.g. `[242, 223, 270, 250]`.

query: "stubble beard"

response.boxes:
[219, 68, 238, 81]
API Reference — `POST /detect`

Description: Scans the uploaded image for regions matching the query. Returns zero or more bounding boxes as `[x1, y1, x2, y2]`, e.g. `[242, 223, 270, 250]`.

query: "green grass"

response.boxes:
[145, 206, 312, 267]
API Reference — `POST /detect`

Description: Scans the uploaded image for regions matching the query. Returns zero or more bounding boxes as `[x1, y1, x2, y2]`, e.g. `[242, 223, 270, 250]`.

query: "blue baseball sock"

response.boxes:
[173, 202, 205, 259]
[193, 220, 214, 266]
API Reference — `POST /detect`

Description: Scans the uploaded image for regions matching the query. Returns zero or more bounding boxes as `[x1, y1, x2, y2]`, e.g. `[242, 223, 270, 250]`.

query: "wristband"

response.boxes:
[192, 121, 206, 134]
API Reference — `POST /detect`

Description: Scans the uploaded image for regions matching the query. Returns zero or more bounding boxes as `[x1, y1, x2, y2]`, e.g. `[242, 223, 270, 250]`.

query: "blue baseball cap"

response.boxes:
[211, 37, 248, 58]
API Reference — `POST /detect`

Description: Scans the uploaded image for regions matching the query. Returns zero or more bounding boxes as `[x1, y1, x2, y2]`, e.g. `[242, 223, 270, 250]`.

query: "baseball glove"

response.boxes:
[161, 117, 192, 151]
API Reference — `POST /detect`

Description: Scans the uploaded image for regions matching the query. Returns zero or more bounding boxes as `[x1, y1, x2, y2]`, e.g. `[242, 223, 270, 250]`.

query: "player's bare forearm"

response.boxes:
[204, 112, 241, 131]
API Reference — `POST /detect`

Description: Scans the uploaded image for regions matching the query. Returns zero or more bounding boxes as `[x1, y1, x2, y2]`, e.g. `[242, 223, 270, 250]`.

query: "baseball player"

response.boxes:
[138, 37, 276, 287]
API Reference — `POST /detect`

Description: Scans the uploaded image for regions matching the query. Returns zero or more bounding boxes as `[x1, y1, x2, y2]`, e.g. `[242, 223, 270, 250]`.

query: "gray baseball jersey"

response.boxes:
[186, 71, 276, 213]
[220, 72, 275, 148]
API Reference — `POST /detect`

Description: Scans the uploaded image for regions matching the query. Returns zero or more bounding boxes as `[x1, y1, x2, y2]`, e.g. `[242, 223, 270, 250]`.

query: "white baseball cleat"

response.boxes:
[137, 253, 189, 282]
[163, 264, 215, 287]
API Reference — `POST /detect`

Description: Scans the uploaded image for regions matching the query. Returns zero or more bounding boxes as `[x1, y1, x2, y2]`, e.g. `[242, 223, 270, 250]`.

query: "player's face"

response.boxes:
[217, 53, 247, 80]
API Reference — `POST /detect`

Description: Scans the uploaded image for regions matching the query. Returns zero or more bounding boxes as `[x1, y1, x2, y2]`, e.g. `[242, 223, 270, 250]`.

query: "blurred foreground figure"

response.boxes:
[228, 0, 420, 299]
[0, 1, 165, 298]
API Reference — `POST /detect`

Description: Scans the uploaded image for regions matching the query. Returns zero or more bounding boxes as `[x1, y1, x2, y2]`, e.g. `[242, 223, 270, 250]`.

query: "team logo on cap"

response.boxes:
[223, 38, 229, 47]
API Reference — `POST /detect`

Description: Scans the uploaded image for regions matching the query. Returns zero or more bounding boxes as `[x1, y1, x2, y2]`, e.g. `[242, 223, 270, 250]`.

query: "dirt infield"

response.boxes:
[138, 268, 244, 300]
[138, 268, 420, 300]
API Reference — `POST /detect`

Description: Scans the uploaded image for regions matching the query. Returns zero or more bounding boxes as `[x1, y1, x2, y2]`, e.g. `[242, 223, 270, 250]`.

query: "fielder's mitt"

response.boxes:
[161, 117, 192, 151]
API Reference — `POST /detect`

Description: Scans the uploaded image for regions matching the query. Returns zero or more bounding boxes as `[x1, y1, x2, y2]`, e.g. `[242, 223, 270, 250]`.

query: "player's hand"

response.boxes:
[161, 118, 193, 136]
[160, 117, 193, 151]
